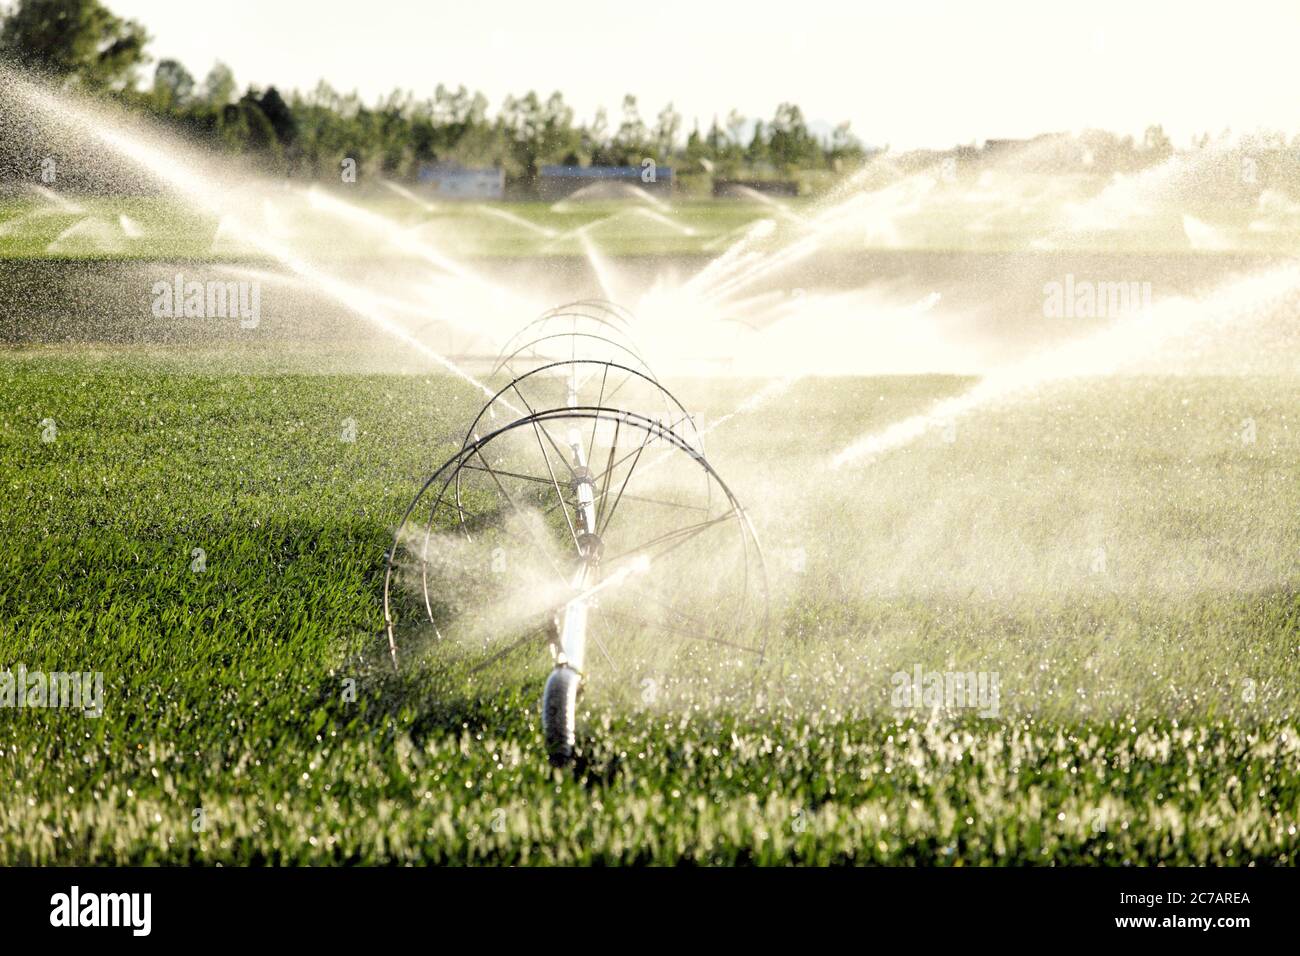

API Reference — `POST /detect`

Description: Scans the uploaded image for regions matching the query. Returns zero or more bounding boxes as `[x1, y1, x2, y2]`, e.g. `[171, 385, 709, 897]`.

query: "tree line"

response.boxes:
[0, 0, 870, 189]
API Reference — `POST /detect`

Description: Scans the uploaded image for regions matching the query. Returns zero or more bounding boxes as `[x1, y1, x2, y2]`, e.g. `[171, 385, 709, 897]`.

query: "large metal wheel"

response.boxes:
[386, 409, 765, 666]
[383, 301, 768, 763]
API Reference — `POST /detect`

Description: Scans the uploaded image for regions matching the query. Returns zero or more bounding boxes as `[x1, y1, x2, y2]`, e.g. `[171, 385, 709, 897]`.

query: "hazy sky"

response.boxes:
[110, 0, 1300, 149]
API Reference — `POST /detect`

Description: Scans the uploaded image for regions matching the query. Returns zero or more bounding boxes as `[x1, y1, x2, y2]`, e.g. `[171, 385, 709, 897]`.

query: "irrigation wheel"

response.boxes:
[384, 304, 767, 764]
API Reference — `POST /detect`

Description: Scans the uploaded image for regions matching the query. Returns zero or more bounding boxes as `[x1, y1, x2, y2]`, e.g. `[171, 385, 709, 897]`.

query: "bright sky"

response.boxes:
[110, 0, 1300, 149]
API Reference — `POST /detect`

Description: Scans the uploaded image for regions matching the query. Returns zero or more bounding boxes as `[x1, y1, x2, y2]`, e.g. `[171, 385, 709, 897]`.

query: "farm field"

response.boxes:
[3, 60, 1299, 869]
[6, 168, 1300, 263]
[2, 349, 1296, 865]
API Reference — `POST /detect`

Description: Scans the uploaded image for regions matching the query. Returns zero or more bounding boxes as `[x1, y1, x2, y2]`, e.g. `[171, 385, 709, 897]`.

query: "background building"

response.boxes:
[538, 165, 674, 201]
[417, 163, 504, 199]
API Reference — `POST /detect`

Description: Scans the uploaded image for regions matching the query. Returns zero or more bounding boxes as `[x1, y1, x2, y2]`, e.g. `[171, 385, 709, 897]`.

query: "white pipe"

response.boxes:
[555, 379, 599, 675]
[558, 567, 591, 673]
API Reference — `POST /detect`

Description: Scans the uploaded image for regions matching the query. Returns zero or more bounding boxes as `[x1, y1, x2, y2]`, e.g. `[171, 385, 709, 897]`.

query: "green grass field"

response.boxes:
[2, 350, 1296, 864]
[0, 196, 783, 260]
[6, 169, 1300, 263]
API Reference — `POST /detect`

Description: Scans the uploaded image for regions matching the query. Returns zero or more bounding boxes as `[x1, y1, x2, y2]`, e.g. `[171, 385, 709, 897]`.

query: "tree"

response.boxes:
[499, 90, 544, 179]
[370, 89, 416, 176]
[150, 58, 193, 111]
[499, 90, 579, 182]
[201, 61, 236, 107]
[746, 121, 768, 167]
[579, 107, 608, 166]
[827, 121, 865, 170]
[698, 110, 747, 175]
[257, 86, 296, 148]
[611, 94, 649, 165]
[767, 102, 819, 170]
[224, 92, 281, 160]
[725, 110, 747, 149]
[684, 125, 711, 172]
[0, 0, 149, 90]
[1141, 124, 1172, 163]
[651, 102, 681, 164]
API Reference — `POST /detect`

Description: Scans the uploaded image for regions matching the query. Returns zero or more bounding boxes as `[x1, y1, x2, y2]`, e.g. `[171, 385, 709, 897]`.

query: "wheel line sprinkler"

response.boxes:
[382, 300, 769, 766]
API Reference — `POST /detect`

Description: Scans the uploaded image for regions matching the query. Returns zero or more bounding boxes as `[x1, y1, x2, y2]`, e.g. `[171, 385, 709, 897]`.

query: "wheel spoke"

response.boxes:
[601, 509, 738, 569]
[528, 416, 580, 551]
[587, 626, 620, 675]
[468, 446, 570, 585]
[596, 606, 762, 656]
[461, 463, 566, 489]
[389, 399, 766, 676]
[594, 486, 709, 517]
[598, 425, 652, 536]
[588, 363, 610, 453]
[602, 368, 636, 405]
[621, 580, 718, 635]
[597, 414, 620, 524]
[465, 628, 550, 676]
[588, 413, 691, 487]
[508, 382, 578, 481]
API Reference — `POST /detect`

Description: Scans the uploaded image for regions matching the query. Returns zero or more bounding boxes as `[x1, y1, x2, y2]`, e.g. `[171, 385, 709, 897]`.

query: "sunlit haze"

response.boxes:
[111, 0, 1300, 148]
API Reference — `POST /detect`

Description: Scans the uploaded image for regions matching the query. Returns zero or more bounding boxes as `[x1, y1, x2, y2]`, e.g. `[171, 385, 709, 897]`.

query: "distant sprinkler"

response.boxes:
[383, 300, 769, 764]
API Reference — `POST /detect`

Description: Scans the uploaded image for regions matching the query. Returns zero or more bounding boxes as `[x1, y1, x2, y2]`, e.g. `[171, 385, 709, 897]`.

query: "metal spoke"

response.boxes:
[588, 413, 691, 488]
[597, 606, 762, 656]
[468, 445, 569, 585]
[421, 489, 540, 567]
[622, 580, 719, 636]
[510, 382, 578, 480]
[528, 416, 580, 551]
[598, 425, 652, 536]
[465, 629, 550, 676]
[461, 463, 565, 489]
[588, 363, 610, 453]
[587, 626, 619, 675]
[597, 414, 621, 527]
[593, 485, 709, 517]
[602, 367, 636, 405]
[601, 509, 738, 569]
